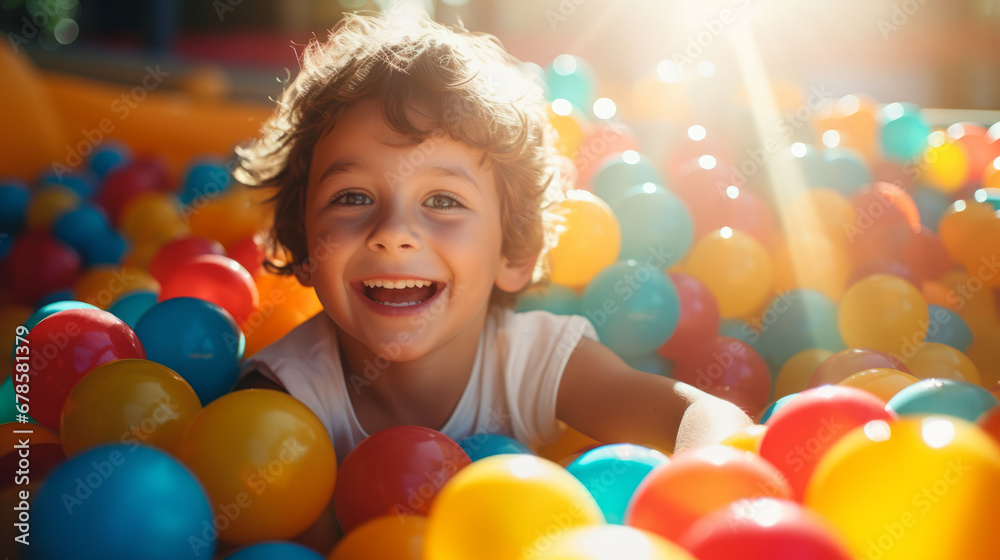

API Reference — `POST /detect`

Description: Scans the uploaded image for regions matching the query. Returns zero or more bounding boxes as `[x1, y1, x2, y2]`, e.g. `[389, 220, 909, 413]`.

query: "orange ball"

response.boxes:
[937, 200, 995, 265]
[74, 266, 160, 309]
[838, 368, 919, 402]
[775, 348, 835, 400]
[771, 233, 849, 302]
[904, 342, 981, 385]
[548, 190, 621, 288]
[328, 515, 426, 560]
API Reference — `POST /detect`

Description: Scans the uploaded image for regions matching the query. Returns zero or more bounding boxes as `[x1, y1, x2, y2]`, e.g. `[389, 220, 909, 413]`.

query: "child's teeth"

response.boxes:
[377, 301, 419, 307]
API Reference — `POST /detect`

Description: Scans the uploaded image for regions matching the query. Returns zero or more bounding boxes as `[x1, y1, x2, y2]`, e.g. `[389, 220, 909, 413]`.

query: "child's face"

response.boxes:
[298, 100, 527, 360]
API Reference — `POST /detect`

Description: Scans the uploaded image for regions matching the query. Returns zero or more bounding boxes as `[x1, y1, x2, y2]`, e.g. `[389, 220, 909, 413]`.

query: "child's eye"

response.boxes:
[424, 193, 466, 210]
[330, 189, 372, 206]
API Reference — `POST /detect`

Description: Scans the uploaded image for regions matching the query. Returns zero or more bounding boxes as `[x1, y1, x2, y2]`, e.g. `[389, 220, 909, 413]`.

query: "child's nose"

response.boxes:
[367, 202, 421, 254]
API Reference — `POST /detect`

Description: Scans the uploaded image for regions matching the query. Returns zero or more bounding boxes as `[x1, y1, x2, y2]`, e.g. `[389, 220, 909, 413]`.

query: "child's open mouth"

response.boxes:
[360, 279, 440, 308]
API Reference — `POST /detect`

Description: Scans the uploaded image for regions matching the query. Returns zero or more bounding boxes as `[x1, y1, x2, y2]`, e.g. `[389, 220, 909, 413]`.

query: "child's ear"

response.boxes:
[294, 258, 314, 287]
[495, 251, 539, 293]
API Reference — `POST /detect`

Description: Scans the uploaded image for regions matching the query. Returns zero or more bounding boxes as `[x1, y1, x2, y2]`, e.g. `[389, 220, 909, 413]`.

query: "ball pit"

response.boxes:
[2, 32, 1000, 560]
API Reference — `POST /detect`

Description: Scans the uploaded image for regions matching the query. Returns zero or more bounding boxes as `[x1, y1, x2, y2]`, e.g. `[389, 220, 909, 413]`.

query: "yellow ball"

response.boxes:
[175, 390, 337, 544]
[424, 455, 604, 560]
[548, 190, 621, 288]
[775, 348, 835, 400]
[905, 342, 981, 385]
[534, 525, 697, 560]
[838, 368, 919, 402]
[74, 266, 160, 309]
[328, 514, 426, 560]
[60, 358, 202, 457]
[921, 139, 970, 194]
[549, 106, 587, 159]
[684, 229, 773, 318]
[721, 424, 767, 454]
[838, 274, 928, 357]
[120, 191, 189, 243]
[26, 185, 80, 230]
[805, 416, 1000, 560]
[771, 233, 850, 302]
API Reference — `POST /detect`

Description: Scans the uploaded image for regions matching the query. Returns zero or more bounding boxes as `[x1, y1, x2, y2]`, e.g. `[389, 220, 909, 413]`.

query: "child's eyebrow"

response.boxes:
[424, 166, 481, 193]
[316, 159, 372, 184]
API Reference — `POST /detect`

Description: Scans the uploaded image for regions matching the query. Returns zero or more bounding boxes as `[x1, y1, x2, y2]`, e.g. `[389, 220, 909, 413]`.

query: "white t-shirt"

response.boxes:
[239, 306, 598, 464]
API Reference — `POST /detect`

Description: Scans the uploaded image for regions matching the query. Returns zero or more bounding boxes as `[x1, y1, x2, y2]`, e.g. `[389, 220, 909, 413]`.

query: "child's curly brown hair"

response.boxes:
[235, 10, 568, 308]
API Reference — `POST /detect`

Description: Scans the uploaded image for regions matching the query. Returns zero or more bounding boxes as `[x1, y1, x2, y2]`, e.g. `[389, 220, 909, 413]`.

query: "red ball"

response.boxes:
[849, 182, 920, 234]
[658, 273, 720, 362]
[8, 232, 81, 306]
[680, 185, 775, 248]
[96, 160, 165, 225]
[625, 445, 791, 542]
[671, 336, 772, 415]
[24, 308, 145, 430]
[224, 236, 265, 279]
[333, 426, 471, 534]
[158, 254, 259, 326]
[809, 348, 911, 388]
[758, 385, 896, 500]
[575, 125, 640, 190]
[149, 235, 226, 285]
[679, 498, 852, 560]
[0, 443, 65, 494]
[903, 226, 955, 282]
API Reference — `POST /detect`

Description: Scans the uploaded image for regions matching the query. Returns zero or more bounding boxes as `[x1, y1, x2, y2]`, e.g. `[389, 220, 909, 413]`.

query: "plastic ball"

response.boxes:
[96, 160, 166, 225]
[8, 232, 81, 306]
[625, 445, 791, 542]
[905, 341, 980, 384]
[757, 289, 846, 371]
[775, 349, 834, 400]
[534, 524, 697, 560]
[88, 141, 131, 178]
[254, 272, 324, 319]
[903, 226, 954, 283]
[823, 147, 872, 196]
[609, 183, 693, 264]
[243, 303, 311, 358]
[838, 274, 928, 357]
[589, 152, 664, 205]
[720, 423, 767, 452]
[119, 191, 188, 244]
[106, 290, 158, 328]
[0, 442, 64, 496]
[771, 233, 851, 302]
[960, 218, 1000, 287]
[175, 390, 336, 544]
[678, 183, 774, 249]
[180, 158, 233, 206]
[134, 297, 243, 405]
[329, 515, 427, 560]
[32, 444, 215, 560]
[50, 202, 110, 255]
[24, 308, 145, 430]
[809, 348, 912, 387]
[683, 229, 773, 319]
[759, 394, 798, 424]
[335, 425, 471, 533]
[424, 455, 604, 560]
[26, 185, 80, 231]
[516, 283, 580, 315]
[148, 235, 226, 285]
[225, 235, 264, 278]
[83, 229, 129, 266]
[937, 200, 995, 265]
[910, 184, 952, 230]
[0, 181, 29, 234]
[878, 102, 931, 162]
[60, 358, 201, 457]
[549, 105, 587, 158]
[548, 190, 621, 288]
[947, 122, 992, 186]
[225, 542, 324, 560]
[759, 385, 895, 500]
[679, 498, 852, 560]
[838, 368, 919, 402]
[574, 125, 641, 189]
[785, 188, 856, 241]
[886, 378, 998, 422]
[159, 254, 259, 326]
[671, 336, 772, 415]
[921, 138, 969, 193]
[458, 433, 533, 462]
[545, 54, 596, 113]
[805, 416, 1000, 560]
[579, 261, 680, 356]
[73, 265, 160, 309]
[566, 444, 669, 524]
[657, 273, 720, 362]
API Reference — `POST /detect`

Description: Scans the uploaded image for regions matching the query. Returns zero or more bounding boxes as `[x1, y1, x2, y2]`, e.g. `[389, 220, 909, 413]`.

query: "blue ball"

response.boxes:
[886, 378, 998, 422]
[589, 152, 664, 204]
[924, 304, 973, 352]
[0, 180, 30, 234]
[566, 444, 669, 524]
[760, 392, 799, 424]
[910, 184, 952, 230]
[0, 232, 11, 259]
[458, 433, 533, 462]
[785, 144, 828, 188]
[756, 289, 846, 373]
[823, 147, 871, 196]
[25, 300, 100, 330]
[718, 318, 760, 349]
[225, 542, 325, 560]
[580, 260, 680, 356]
[134, 297, 244, 405]
[516, 283, 580, 315]
[609, 183, 693, 265]
[180, 158, 232, 206]
[53, 202, 112, 254]
[31, 444, 215, 560]
[545, 54, 596, 112]
[88, 141, 132, 178]
[879, 102, 931, 162]
[108, 290, 159, 328]
[82, 229, 129, 266]
[34, 289, 77, 309]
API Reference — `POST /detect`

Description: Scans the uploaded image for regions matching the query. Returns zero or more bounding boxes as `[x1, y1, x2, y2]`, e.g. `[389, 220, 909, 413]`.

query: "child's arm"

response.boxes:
[556, 337, 753, 454]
